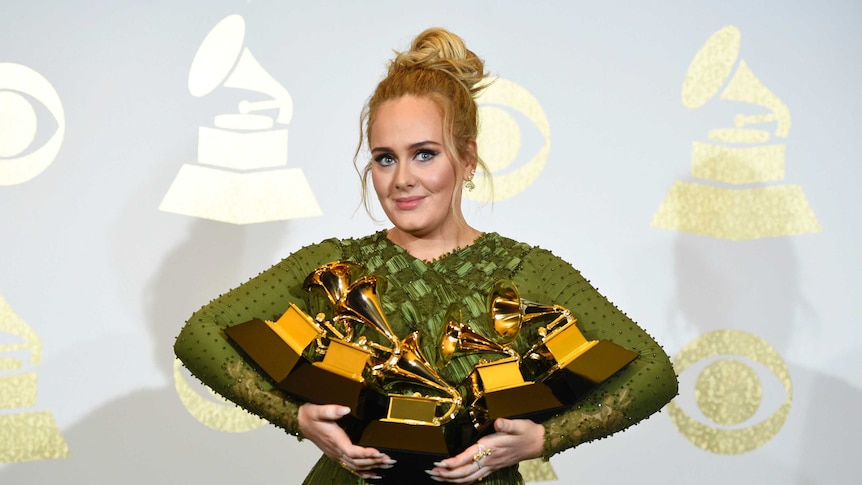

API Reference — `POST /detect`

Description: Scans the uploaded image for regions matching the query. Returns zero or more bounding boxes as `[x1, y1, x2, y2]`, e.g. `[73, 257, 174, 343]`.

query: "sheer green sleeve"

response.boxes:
[173, 239, 342, 438]
[512, 248, 678, 460]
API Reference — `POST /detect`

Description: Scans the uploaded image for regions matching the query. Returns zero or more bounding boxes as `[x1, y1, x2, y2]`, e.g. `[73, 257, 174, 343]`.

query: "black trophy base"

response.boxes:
[460, 381, 565, 447]
[360, 420, 448, 485]
[278, 361, 384, 425]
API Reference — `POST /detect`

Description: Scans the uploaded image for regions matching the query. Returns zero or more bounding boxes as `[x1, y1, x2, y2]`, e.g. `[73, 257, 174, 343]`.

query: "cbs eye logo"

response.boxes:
[468, 77, 551, 202]
[668, 329, 792, 454]
[0, 63, 65, 186]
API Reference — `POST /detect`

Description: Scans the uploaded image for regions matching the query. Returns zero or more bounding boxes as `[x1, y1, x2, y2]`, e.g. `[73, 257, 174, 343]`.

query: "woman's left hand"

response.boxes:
[426, 417, 544, 483]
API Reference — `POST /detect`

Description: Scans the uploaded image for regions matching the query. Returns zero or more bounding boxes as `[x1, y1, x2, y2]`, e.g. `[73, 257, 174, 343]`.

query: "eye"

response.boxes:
[415, 150, 436, 162]
[374, 153, 396, 167]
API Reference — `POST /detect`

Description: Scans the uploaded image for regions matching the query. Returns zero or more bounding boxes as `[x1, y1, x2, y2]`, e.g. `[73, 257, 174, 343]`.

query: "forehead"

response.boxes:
[370, 96, 444, 146]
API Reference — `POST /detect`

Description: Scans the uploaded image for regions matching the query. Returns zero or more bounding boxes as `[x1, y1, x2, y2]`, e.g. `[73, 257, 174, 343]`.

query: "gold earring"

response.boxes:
[464, 170, 476, 192]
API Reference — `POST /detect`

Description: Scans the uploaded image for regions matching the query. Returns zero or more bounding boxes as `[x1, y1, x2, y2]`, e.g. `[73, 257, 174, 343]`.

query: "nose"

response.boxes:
[393, 160, 416, 189]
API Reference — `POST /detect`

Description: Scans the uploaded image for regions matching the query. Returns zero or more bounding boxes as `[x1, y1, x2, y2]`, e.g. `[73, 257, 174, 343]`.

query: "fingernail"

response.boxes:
[432, 462, 445, 467]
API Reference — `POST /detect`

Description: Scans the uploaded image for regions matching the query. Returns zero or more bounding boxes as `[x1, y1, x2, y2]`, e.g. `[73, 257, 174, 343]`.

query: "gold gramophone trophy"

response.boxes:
[225, 262, 380, 420]
[226, 261, 464, 469]
[439, 301, 563, 440]
[335, 275, 462, 462]
[500, 281, 639, 402]
[442, 279, 638, 444]
[311, 265, 465, 483]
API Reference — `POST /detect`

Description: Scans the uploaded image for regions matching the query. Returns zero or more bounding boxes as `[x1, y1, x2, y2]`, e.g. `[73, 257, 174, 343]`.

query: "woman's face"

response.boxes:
[370, 95, 466, 241]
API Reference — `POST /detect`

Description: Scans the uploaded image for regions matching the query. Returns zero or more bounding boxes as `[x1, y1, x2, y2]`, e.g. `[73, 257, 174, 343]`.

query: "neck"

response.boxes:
[387, 226, 482, 262]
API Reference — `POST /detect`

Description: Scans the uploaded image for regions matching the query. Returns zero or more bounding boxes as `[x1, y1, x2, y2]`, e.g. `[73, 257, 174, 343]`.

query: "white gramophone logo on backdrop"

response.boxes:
[160, 14, 321, 224]
[0, 63, 65, 186]
[651, 25, 820, 240]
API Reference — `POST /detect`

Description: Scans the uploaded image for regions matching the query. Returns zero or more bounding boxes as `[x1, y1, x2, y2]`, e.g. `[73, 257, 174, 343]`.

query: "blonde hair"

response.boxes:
[355, 27, 492, 216]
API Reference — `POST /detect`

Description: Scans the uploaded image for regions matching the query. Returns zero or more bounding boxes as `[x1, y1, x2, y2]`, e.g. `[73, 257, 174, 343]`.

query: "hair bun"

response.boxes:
[390, 27, 488, 96]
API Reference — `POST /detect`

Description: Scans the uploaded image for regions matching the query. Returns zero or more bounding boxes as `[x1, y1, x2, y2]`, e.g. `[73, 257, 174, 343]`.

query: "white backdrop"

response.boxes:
[1, 1, 860, 484]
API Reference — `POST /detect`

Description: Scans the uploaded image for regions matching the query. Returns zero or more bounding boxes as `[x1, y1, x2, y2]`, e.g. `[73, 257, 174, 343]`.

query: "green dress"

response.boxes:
[174, 231, 678, 484]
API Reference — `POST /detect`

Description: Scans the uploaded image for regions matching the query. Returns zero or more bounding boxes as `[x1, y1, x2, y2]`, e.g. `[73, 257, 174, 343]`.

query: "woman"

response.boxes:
[174, 27, 677, 484]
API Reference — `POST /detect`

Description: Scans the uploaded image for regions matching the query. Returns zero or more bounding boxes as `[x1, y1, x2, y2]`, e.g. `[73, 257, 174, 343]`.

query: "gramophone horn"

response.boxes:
[440, 304, 517, 366]
[488, 280, 523, 340]
[489, 280, 573, 340]
[188, 14, 293, 124]
[341, 275, 401, 369]
[382, 331, 462, 424]
[304, 261, 360, 310]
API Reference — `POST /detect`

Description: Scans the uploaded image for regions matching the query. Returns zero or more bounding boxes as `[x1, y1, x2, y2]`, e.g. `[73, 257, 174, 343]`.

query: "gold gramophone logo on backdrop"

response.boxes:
[467, 77, 550, 202]
[0, 294, 70, 462]
[651, 25, 820, 240]
[0, 63, 65, 186]
[160, 14, 321, 224]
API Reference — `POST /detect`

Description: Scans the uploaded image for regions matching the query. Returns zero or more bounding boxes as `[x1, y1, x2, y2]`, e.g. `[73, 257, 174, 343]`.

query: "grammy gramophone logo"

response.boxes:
[652, 25, 820, 240]
[160, 14, 321, 224]
[0, 294, 70, 463]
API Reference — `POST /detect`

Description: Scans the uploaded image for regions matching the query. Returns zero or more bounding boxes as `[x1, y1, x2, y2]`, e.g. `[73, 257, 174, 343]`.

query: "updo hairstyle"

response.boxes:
[356, 27, 492, 213]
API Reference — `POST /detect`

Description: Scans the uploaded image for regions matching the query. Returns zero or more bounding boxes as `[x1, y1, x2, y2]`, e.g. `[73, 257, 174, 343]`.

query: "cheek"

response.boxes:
[370, 167, 387, 197]
[427, 164, 458, 193]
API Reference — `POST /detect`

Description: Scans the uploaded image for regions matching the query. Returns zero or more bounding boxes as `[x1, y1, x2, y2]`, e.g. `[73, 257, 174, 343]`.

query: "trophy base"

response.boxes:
[460, 381, 564, 449]
[279, 360, 382, 422]
[224, 318, 303, 383]
[360, 420, 448, 485]
[548, 340, 638, 401]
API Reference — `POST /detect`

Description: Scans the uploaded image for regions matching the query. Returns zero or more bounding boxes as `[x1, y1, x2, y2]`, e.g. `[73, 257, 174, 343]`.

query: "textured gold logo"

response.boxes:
[0, 63, 65, 186]
[652, 26, 820, 239]
[173, 358, 265, 432]
[160, 14, 321, 224]
[467, 77, 550, 202]
[0, 295, 70, 462]
[668, 329, 791, 454]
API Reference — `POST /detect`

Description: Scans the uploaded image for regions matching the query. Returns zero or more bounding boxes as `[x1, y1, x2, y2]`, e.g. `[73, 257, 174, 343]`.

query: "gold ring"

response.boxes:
[472, 444, 493, 465]
[340, 460, 348, 469]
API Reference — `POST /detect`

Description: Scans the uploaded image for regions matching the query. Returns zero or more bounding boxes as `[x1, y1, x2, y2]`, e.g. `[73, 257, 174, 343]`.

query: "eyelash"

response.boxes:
[373, 150, 437, 166]
[416, 150, 437, 161]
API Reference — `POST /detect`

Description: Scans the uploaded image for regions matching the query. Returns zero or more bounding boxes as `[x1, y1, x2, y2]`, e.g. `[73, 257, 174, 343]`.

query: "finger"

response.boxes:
[493, 417, 521, 435]
[339, 445, 396, 470]
[315, 404, 351, 421]
[430, 442, 492, 480]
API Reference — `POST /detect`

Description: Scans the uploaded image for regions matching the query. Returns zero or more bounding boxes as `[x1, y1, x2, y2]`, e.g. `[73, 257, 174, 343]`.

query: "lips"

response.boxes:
[394, 196, 425, 210]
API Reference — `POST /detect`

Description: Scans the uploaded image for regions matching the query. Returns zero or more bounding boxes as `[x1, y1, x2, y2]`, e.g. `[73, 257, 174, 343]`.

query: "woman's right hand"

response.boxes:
[297, 402, 396, 479]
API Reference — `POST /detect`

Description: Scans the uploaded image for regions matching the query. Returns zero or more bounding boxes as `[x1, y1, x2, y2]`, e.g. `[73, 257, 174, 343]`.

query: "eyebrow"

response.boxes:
[370, 140, 442, 154]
